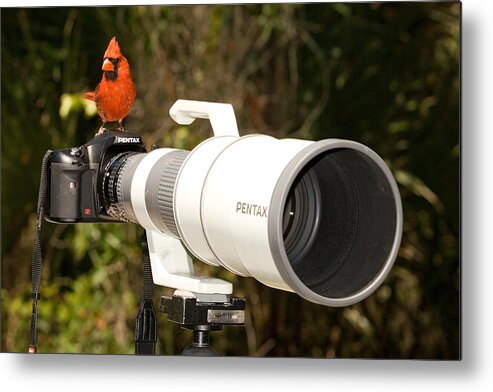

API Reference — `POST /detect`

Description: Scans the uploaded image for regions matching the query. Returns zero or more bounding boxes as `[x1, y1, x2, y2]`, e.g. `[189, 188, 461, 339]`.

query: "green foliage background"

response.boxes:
[1, 3, 460, 358]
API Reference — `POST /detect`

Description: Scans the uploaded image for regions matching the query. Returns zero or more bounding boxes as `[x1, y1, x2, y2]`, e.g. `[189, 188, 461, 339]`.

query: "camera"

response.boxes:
[45, 100, 403, 307]
[47, 131, 146, 223]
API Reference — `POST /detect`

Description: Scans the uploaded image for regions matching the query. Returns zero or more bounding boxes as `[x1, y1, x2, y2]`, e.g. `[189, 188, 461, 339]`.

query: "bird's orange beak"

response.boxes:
[102, 58, 114, 72]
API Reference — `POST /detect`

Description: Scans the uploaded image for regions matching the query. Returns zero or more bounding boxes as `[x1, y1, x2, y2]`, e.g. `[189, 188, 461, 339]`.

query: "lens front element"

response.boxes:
[282, 169, 321, 268]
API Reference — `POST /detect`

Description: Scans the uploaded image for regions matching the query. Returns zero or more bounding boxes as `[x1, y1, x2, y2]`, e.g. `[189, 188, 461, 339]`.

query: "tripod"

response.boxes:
[160, 292, 246, 356]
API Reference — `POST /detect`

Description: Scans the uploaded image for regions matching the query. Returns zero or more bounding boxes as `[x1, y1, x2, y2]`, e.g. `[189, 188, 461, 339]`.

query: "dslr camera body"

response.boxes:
[47, 132, 145, 223]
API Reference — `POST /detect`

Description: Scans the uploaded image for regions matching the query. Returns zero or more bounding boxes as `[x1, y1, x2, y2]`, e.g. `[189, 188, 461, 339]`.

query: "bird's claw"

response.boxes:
[95, 126, 108, 137]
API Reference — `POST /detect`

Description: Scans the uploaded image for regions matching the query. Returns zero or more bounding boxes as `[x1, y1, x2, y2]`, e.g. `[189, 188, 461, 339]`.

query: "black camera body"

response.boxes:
[47, 131, 146, 223]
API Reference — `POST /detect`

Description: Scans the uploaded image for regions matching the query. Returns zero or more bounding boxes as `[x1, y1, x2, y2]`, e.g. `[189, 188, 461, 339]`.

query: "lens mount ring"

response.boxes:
[102, 151, 141, 222]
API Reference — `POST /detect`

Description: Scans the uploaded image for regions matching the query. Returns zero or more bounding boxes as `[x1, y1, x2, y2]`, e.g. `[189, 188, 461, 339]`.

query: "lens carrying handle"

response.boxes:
[169, 99, 240, 138]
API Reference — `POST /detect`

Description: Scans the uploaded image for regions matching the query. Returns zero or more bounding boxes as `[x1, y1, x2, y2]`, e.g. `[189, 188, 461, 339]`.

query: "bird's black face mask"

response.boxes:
[104, 57, 120, 81]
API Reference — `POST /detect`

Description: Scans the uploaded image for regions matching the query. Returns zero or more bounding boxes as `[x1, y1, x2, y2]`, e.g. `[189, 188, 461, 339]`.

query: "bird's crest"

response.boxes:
[104, 36, 122, 59]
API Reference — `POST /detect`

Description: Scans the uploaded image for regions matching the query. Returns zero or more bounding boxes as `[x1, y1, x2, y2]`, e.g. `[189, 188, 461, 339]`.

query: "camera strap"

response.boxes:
[134, 231, 157, 355]
[29, 151, 157, 354]
[28, 150, 52, 353]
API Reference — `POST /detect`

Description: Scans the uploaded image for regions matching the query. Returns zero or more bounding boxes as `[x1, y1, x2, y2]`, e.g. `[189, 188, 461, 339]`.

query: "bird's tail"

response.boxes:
[84, 92, 96, 101]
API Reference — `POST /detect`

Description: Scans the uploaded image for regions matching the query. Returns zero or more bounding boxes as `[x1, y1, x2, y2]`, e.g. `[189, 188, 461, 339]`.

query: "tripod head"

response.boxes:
[160, 291, 246, 356]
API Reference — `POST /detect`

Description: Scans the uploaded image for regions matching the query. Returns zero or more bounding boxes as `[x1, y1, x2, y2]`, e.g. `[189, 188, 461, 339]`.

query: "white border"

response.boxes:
[2, 1, 491, 392]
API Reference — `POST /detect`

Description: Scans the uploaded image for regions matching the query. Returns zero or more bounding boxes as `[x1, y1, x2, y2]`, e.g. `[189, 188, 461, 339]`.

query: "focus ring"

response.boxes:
[156, 151, 188, 237]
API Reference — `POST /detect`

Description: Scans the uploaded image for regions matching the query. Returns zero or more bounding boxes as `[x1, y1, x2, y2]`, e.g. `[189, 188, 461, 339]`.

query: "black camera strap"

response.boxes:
[30, 150, 157, 354]
[134, 231, 157, 355]
[28, 150, 52, 353]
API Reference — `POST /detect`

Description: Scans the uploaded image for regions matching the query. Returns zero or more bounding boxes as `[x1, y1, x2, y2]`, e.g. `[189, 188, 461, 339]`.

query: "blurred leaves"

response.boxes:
[59, 93, 97, 120]
[1, 3, 459, 358]
[394, 169, 445, 214]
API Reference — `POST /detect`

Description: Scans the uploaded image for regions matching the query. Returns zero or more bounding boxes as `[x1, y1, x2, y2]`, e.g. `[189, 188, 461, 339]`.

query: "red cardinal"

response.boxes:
[85, 37, 136, 134]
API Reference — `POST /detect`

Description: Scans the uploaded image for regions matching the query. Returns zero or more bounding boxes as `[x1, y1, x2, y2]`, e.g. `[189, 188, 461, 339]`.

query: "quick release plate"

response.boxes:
[159, 294, 246, 329]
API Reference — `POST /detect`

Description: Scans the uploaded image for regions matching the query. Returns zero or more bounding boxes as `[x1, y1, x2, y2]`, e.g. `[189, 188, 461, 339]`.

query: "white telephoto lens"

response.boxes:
[111, 100, 403, 306]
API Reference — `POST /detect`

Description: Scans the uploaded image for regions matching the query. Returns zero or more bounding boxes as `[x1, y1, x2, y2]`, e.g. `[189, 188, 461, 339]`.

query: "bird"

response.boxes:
[85, 36, 136, 135]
